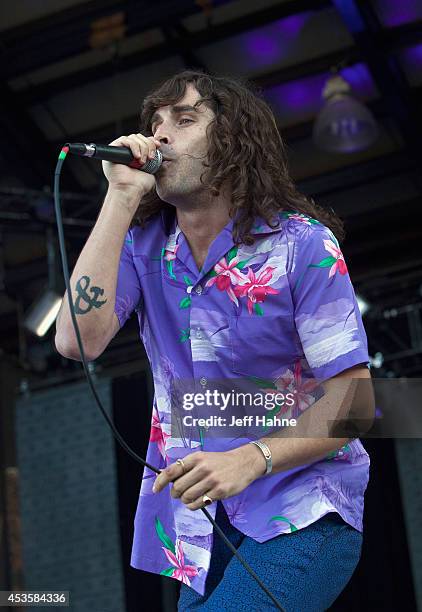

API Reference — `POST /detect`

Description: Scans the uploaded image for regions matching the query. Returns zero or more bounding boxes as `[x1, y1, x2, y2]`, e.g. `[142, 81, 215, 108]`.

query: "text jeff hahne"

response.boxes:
[182, 414, 297, 427]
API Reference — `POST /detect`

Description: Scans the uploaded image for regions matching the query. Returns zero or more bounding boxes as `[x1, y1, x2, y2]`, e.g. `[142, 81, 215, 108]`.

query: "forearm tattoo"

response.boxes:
[74, 275, 107, 314]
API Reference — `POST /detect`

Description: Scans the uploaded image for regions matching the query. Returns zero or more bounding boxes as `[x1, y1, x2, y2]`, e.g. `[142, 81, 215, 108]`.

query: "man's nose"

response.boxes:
[154, 124, 171, 145]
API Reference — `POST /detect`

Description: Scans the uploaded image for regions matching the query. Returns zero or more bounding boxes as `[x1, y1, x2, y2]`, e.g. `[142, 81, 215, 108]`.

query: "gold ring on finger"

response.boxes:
[202, 494, 213, 506]
[176, 458, 186, 475]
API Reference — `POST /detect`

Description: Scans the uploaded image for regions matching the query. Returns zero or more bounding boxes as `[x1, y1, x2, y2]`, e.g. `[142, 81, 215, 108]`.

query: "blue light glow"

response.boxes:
[372, 0, 422, 28]
[264, 64, 377, 124]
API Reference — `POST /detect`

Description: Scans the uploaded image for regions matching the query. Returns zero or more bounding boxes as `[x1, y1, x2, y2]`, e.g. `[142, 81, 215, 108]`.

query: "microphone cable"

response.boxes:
[54, 145, 285, 611]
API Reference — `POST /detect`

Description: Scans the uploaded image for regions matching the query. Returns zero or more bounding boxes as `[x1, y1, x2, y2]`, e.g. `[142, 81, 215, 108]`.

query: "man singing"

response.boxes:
[55, 70, 374, 611]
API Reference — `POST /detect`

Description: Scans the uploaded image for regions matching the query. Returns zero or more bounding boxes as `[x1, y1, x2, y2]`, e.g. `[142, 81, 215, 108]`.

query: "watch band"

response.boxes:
[249, 440, 272, 475]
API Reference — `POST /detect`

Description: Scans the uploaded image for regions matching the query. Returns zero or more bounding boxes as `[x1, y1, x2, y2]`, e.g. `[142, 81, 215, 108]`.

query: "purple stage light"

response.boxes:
[401, 42, 422, 67]
[246, 34, 279, 63]
[275, 13, 310, 40]
[342, 64, 379, 99]
[264, 64, 377, 122]
[243, 12, 313, 69]
[399, 43, 422, 85]
[372, 0, 422, 28]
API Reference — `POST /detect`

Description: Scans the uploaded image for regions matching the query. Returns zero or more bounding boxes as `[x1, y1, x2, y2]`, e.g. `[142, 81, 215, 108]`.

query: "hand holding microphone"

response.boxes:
[66, 133, 162, 199]
[102, 133, 161, 196]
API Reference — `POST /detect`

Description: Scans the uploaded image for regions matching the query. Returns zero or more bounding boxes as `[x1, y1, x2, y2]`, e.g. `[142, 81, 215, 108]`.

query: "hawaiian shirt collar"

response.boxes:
[161, 206, 285, 281]
[160, 206, 284, 239]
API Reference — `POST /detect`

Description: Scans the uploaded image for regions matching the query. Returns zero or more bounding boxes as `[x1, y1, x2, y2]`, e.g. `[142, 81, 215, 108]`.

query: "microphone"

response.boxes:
[64, 142, 163, 174]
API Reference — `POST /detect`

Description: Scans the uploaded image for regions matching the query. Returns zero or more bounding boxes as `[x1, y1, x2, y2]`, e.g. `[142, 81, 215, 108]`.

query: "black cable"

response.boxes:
[54, 147, 285, 611]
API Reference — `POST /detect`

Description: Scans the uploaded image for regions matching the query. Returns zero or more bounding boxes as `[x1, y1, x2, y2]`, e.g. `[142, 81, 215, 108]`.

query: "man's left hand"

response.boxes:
[152, 446, 266, 510]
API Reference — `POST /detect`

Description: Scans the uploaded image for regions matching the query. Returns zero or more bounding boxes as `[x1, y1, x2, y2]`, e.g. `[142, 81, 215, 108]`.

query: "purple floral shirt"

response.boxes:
[114, 207, 371, 595]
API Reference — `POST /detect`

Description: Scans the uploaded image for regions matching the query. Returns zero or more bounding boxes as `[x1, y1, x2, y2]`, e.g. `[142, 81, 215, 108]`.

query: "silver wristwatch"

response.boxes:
[249, 440, 272, 475]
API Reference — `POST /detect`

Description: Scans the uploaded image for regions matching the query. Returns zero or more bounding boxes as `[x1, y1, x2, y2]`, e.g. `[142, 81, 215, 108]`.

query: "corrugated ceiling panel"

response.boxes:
[195, 8, 352, 77]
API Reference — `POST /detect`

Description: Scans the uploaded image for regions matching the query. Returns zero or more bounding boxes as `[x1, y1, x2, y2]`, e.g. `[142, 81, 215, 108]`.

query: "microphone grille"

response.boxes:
[141, 149, 163, 174]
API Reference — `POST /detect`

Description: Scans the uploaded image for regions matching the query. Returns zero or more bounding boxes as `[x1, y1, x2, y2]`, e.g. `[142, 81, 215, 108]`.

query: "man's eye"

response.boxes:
[178, 118, 193, 125]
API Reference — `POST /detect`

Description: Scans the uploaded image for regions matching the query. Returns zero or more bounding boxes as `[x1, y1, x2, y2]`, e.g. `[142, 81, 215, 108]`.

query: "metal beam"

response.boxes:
[0, 212, 93, 232]
[12, 15, 421, 109]
[160, 22, 208, 72]
[383, 19, 422, 49]
[352, 249, 422, 283]
[298, 150, 416, 197]
[344, 194, 421, 232]
[15, 0, 330, 106]
[1, 0, 234, 79]
[346, 227, 422, 257]
[0, 83, 83, 192]
[252, 47, 359, 89]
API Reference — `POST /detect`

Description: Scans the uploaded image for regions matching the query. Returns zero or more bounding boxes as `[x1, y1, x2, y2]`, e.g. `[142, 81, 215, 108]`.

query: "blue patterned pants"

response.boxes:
[178, 501, 363, 611]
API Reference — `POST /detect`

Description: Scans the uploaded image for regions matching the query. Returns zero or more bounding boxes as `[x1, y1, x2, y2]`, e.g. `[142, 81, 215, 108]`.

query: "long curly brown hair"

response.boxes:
[132, 69, 345, 245]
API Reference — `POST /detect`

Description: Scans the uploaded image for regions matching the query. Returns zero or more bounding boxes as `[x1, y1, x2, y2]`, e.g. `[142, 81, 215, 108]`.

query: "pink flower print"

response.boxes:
[275, 361, 319, 415]
[205, 255, 245, 305]
[150, 407, 170, 459]
[163, 244, 179, 280]
[280, 211, 319, 225]
[323, 240, 348, 277]
[162, 539, 199, 586]
[163, 243, 179, 261]
[287, 213, 312, 225]
[233, 265, 279, 314]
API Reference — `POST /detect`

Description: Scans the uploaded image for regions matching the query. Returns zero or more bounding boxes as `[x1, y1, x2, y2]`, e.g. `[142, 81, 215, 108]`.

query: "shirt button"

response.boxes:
[195, 327, 202, 339]
[200, 377, 207, 386]
[195, 285, 203, 295]
[186, 285, 193, 294]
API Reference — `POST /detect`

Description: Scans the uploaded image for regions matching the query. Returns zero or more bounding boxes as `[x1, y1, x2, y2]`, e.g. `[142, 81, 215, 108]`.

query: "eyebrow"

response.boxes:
[150, 104, 200, 128]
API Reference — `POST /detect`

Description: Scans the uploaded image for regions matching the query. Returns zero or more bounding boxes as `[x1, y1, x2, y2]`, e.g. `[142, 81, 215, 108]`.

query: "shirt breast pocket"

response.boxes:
[228, 314, 300, 381]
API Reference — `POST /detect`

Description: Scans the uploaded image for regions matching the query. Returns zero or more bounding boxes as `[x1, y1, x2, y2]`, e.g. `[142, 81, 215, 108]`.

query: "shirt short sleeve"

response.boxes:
[114, 230, 142, 328]
[287, 221, 370, 382]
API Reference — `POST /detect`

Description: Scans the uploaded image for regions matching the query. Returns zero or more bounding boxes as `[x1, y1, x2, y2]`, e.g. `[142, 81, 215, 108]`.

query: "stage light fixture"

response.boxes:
[24, 228, 62, 337]
[356, 293, 371, 316]
[24, 289, 62, 337]
[313, 73, 379, 153]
